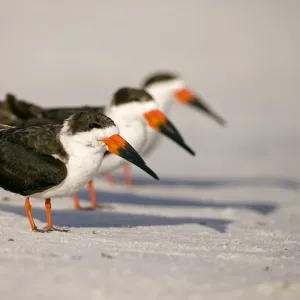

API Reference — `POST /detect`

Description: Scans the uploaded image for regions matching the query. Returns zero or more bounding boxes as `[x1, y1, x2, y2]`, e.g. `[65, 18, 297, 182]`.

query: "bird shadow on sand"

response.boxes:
[76, 189, 277, 216]
[106, 175, 300, 191]
[0, 204, 232, 233]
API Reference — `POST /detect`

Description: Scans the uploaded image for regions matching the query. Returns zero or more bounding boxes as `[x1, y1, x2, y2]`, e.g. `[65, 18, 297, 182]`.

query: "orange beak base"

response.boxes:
[143, 109, 167, 130]
[144, 110, 195, 156]
[102, 134, 159, 180]
[175, 88, 227, 126]
[175, 88, 196, 104]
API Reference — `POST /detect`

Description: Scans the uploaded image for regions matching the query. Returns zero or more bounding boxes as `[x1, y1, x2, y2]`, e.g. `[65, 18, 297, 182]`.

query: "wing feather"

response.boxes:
[0, 139, 67, 196]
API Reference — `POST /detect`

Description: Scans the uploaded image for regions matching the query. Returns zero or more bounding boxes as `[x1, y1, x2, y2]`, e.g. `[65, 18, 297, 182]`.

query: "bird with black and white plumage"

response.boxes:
[3, 88, 195, 210]
[96, 87, 195, 176]
[112, 71, 228, 185]
[0, 110, 159, 232]
[80, 71, 227, 185]
[141, 72, 227, 125]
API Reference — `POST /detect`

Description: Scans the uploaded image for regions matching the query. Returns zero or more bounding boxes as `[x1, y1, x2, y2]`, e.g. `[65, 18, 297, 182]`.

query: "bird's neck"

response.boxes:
[59, 133, 103, 158]
[145, 86, 173, 113]
[105, 106, 141, 127]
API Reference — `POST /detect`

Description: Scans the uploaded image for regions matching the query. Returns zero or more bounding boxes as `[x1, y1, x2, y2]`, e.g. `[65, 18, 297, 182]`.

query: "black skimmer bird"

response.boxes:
[72, 87, 195, 209]
[0, 111, 158, 232]
[141, 72, 226, 126]
[115, 71, 227, 185]
[140, 71, 226, 157]
[4, 89, 195, 210]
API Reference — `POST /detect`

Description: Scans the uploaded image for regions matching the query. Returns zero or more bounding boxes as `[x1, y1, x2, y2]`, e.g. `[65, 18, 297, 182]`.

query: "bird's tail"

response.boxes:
[5, 93, 43, 120]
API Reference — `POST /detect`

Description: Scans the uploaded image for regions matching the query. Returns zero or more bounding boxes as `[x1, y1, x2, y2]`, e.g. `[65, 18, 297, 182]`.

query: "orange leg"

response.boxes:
[123, 164, 132, 186]
[72, 193, 82, 210]
[105, 172, 115, 185]
[72, 193, 97, 211]
[88, 180, 99, 208]
[44, 198, 53, 230]
[44, 198, 68, 232]
[24, 197, 42, 232]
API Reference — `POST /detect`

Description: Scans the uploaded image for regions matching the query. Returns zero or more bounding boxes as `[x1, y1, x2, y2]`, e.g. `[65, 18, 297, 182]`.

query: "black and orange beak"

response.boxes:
[175, 88, 227, 126]
[144, 109, 195, 156]
[102, 134, 159, 180]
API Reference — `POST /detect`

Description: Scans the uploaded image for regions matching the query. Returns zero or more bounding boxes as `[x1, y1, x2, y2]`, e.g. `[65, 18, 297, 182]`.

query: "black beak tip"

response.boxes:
[206, 112, 227, 127]
[184, 144, 196, 156]
[144, 165, 160, 180]
[117, 142, 160, 181]
[217, 117, 227, 127]
[154, 174, 160, 181]
[158, 121, 196, 157]
[190, 149, 196, 156]
[189, 97, 227, 127]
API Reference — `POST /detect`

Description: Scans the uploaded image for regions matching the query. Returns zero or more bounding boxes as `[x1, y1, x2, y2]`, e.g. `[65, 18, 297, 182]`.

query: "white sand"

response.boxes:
[0, 1, 299, 299]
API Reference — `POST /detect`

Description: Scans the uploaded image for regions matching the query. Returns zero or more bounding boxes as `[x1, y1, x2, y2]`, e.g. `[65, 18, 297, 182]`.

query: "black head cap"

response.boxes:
[141, 71, 179, 88]
[111, 87, 154, 106]
[66, 110, 115, 135]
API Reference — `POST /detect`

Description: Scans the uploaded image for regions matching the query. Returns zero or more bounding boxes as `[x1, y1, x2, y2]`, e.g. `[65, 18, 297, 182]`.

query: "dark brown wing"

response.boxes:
[0, 136, 67, 196]
[0, 124, 68, 162]
[40, 106, 105, 124]
[5, 93, 105, 124]
[5, 93, 43, 119]
[6, 117, 57, 127]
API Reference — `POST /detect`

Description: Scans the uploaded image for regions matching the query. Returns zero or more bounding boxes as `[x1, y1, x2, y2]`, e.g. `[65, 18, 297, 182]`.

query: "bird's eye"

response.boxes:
[89, 123, 101, 129]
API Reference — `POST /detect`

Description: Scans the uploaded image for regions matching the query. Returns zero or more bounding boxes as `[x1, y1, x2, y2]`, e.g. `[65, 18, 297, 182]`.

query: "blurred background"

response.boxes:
[0, 0, 299, 180]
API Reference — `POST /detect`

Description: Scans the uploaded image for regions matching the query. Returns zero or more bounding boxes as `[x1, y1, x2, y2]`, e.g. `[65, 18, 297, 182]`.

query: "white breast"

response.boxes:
[140, 85, 174, 157]
[31, 136, 106, 199]
[140, 126, 162, 157]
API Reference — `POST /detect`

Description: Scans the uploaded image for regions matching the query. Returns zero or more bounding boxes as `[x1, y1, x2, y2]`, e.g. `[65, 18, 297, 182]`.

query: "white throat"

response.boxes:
[60, 118, 118, 155]
[144, 79, 186, 113]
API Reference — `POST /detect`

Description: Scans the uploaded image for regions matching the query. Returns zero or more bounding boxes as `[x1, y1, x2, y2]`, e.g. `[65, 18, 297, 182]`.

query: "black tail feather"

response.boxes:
[5, 93, 42, 120]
